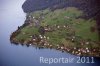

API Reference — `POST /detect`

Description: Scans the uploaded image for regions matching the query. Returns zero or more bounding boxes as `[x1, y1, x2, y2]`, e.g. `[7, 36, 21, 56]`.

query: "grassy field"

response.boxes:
[15, 7, 99, 45]
[11, 7, 100, 56]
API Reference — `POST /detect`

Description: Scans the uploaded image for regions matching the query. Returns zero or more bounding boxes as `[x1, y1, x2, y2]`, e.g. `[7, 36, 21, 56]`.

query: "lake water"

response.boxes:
[0, 0, 100, 66]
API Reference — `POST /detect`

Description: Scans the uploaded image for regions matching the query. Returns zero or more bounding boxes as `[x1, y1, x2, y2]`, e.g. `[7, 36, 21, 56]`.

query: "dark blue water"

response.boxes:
[0, 0, 100, 66]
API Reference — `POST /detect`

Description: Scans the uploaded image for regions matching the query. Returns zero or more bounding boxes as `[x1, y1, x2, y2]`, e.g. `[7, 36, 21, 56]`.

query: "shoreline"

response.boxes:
[10, 35, 100, 57]
[10, 7, 100, 57]
[10, 23, 100, 57]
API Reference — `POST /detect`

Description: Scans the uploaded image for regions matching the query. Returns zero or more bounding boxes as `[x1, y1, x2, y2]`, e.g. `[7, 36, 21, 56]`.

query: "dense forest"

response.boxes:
[22, 0, 100, 17]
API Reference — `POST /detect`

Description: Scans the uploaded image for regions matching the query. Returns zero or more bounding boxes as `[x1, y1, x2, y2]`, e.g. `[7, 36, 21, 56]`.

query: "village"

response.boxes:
[10, 7, 100, 57]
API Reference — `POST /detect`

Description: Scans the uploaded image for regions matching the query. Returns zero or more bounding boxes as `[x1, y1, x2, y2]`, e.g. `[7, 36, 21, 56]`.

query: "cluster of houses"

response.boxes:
[27, 22, 100, 56]
[29, 32, 100, 56]
[10, 14, 100, 57]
